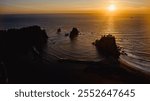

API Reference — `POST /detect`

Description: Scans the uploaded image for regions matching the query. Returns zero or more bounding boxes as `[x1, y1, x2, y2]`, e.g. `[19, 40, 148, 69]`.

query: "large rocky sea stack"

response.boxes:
[93, 35, 120, 59]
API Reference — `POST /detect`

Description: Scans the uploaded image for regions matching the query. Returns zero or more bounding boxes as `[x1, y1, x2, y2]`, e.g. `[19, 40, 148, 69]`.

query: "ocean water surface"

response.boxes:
[0, 14, 150, 73]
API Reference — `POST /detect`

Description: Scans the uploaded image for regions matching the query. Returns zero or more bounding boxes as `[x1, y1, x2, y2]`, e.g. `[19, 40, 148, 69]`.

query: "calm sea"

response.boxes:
[0, 14, 150, 73]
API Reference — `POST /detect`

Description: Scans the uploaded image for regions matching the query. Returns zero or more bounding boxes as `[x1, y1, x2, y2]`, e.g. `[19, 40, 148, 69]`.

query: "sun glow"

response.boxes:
[108, 4, 117, 12]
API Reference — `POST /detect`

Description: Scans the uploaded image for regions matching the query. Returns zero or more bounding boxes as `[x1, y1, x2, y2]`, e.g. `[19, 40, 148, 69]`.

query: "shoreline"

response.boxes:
[119, 58, 150, 81]
[50, 54, 150, 78]
[0, 25, 150, 84]
[41, 54, 150, 83]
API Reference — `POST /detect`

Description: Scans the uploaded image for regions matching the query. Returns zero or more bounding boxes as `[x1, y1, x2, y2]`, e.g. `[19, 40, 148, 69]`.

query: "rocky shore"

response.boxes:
[0, 26, 48, 83]
[0, 26, 150, 84]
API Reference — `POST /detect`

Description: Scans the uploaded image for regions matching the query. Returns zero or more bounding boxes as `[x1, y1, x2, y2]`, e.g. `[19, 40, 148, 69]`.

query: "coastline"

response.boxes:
[2, 51, 150, 84]
[40, 55, 150, 84]
[119, 58, 150, 81]
[0, 26, 150, 84]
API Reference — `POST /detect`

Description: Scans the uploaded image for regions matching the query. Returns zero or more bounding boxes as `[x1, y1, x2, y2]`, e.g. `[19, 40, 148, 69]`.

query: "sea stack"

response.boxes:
[57, 28, 61, 33]
[69, 28, 79, 39]
[93, 34, 120, 59]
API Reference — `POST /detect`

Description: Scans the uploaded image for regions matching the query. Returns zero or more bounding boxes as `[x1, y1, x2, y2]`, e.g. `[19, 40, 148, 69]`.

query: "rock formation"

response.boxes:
[0, 26, 48, 56]
[0, 26, 48, 83]
[69, 28, 79, 39]
[93, 34, 120, 59]
[57, 28, 61, 33]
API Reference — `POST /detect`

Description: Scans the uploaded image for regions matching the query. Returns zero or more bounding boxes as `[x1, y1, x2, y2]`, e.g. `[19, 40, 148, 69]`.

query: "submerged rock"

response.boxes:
[93, 34, 120, 59]
[65, 33, 69, 37]
[69, 28, 79, 39]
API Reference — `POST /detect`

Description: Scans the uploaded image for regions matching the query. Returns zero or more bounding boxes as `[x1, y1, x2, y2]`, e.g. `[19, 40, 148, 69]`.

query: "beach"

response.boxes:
[3, 51, 150, 84]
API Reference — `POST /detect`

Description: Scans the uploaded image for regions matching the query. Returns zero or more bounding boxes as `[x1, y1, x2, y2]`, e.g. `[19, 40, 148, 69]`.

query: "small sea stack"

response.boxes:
[57, 28, 61, 33]
[93, 34, 120, 59]
[69, 28, 79, 39]
[65, 33, 69, 37]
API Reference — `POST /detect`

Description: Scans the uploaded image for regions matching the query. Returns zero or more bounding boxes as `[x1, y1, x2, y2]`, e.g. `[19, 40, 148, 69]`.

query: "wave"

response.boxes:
[120, 54, 150, 73]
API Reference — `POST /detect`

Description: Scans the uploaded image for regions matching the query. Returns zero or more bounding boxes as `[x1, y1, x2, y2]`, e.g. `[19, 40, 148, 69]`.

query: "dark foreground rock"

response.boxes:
[93, 35, 120, 59]
[69, 28, 79, 39]
[0, 26, 48, 83]
[0, 26, 48, 55]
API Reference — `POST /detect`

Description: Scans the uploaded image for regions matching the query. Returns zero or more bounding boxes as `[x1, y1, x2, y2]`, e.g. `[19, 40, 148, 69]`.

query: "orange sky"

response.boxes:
[0, 0, 150, 14]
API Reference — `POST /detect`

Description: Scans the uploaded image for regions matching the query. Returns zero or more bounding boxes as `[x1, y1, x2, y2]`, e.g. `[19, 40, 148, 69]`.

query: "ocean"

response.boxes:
[0, 14, 150, 73]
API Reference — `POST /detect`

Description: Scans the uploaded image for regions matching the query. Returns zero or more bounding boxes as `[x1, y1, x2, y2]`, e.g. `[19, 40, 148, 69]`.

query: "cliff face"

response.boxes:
[0, 26, 48, 59]
[0, 26, 48, 83]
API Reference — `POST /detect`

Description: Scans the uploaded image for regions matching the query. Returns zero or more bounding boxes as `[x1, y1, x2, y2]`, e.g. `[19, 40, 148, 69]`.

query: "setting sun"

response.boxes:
[108, 4, 117, 12]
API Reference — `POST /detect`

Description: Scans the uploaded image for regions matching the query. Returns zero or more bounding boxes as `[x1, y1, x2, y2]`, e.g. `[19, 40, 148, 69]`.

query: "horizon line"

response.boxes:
[1, 8, 150, 15]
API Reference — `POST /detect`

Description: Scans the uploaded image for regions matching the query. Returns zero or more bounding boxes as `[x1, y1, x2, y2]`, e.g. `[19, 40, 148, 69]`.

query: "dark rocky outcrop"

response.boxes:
[69, 28, 79, 39]
[65, 33, 69, 37]
[57, 28, 61, 33]
[0, 26, 48, 56]
[93, 34, 120, 59]
[0, 26, 48, 83]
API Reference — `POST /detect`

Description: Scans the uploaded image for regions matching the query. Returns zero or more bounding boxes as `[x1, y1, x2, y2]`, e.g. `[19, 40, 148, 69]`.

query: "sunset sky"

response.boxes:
[0, 0, 150, 14]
